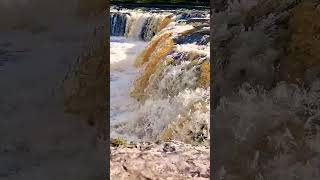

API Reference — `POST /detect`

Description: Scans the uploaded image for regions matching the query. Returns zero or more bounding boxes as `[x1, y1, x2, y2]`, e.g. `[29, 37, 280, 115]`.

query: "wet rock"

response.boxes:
[163, 143, 176, 153]
[186, 18, 209, 24]
[174, 29, 210, 45]
[177, 12, 208, 20]
[111, 141, 209, 179]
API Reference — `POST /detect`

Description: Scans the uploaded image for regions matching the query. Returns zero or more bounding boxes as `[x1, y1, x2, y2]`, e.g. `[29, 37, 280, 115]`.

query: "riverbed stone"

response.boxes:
[110, 141, 210, 180]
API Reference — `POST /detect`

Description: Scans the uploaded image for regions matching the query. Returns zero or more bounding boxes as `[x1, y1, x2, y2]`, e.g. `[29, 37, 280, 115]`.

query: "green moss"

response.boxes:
[111, 138, 128, 147]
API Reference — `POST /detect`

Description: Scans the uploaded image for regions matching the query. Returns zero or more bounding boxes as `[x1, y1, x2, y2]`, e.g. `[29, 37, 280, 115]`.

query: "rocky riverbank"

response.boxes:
[110, 140, 210, 180]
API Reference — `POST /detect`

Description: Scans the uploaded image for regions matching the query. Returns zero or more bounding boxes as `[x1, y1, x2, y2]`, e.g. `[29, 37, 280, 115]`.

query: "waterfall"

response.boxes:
[110, 7, 210, 145]
[110, 9, 173, 41]
[110, 7, 209, 41]
[110, 12, 128, 36]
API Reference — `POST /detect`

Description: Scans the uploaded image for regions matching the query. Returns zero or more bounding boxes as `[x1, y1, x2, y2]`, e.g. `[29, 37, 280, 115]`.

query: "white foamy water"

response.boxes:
[110, 36, 147, 126]
[111, 88, 210, 142]
[110, 37, 210, 142]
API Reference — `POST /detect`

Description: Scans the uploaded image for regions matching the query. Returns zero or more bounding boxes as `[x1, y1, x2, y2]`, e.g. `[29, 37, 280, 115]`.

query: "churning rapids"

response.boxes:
[110, 37, 147, 137]
[110, 7, 210, 145]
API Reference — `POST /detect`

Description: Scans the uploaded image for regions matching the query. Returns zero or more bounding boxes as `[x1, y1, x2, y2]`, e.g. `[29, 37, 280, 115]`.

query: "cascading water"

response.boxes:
[110, 6, 210, 145]
[111, 8, 173, 41]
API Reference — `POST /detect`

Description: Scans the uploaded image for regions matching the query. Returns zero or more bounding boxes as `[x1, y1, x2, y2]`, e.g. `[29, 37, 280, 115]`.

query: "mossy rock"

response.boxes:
[111, 138, 128, 147]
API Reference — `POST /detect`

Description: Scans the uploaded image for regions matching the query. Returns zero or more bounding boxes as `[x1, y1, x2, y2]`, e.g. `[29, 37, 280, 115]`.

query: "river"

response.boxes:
[110, 7, 210, 144]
